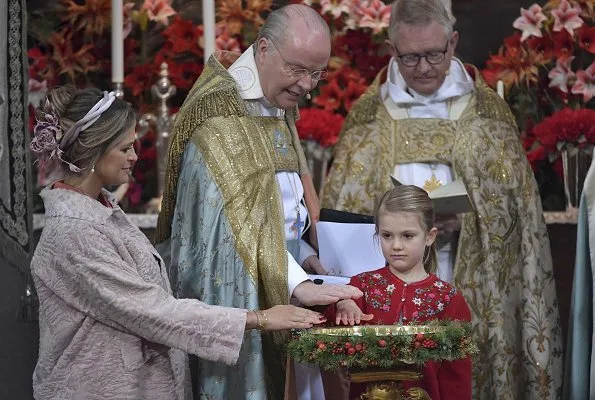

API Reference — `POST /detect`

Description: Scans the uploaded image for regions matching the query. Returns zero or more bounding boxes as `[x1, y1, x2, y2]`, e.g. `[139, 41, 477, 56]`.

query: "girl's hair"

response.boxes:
[374, 185, 438, 273]
[34, 85, 136, 180]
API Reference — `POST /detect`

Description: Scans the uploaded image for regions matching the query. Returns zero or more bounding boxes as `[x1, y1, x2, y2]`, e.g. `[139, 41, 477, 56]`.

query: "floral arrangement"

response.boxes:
[286, 321, 477, 371]
[26, 0, 392, 208]
[481, 0, 595, 209]
[294, 0, 391, 147]
[26, 0, 270, 210]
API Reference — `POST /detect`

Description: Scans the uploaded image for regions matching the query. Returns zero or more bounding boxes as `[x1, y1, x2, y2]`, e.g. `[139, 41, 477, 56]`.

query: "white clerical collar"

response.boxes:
[228, 45, 284, 116]
[381, 57, 474, 106]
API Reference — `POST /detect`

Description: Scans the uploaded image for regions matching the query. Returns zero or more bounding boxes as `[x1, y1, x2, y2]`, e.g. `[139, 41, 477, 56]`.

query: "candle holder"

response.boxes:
[137, 63, 177, 212]
[112, 82, 125, 99]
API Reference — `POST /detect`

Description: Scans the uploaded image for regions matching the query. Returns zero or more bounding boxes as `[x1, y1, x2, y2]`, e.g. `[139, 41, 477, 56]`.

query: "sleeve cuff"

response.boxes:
[287, 250, 309, 298]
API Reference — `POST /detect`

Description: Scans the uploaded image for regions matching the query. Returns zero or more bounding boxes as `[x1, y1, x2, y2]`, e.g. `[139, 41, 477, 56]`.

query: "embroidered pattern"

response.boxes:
[409, 282, 457, 323]
[357, 271, 457, 324]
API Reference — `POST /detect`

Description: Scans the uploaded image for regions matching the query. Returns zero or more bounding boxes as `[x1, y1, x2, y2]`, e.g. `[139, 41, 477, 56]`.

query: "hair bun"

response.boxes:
[39, 85, 78, 121]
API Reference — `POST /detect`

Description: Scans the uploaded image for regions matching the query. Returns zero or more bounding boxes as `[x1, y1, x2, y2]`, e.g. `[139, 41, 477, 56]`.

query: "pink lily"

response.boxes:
[320, 0, 351, 19]
[28, 78, 48, 107]
[355, 0, 390, 34]
[551, 0, 584, 36]
[548, 56, 575, 92]
[571, 61, 595, 102]
[141, 0, 177, 26]
[513, 4, 547, 42]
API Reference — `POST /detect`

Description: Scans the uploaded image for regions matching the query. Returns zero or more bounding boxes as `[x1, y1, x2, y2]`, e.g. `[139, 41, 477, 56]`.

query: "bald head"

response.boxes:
[256, 4, 330, 49]
[254, 4, 331, 109]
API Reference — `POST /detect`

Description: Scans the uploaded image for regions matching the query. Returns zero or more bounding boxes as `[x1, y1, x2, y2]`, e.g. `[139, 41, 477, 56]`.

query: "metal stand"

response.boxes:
[137, 63, 177, 200]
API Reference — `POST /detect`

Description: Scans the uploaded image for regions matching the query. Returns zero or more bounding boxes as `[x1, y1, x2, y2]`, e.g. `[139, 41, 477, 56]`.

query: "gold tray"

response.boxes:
[307, 325, 445, 336]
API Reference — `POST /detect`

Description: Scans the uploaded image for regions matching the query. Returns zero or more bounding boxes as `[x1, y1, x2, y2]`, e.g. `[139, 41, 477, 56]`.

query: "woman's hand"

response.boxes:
[335, 299, 374, 326]
[246, 305, 327, 331]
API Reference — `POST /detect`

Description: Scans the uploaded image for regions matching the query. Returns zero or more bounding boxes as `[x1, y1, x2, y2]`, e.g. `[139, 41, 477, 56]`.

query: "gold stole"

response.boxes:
[380, 92, 473, 167]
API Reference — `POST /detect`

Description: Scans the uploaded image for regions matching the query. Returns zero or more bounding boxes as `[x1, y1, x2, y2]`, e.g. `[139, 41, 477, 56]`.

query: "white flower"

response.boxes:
[512, 4, 547, 42]
[413, 297, 422, 306]
[434, 281, 444, 288]
[386, 284, 395, 293]
[437, 302, 444, 311]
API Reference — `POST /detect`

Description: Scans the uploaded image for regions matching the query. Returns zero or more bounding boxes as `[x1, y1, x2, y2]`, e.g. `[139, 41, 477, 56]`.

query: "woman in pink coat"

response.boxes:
[29, 86, 330, 400]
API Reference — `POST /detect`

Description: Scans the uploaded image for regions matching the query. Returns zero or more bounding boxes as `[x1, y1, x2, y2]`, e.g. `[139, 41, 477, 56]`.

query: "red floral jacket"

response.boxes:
[325, 266, 472, 400]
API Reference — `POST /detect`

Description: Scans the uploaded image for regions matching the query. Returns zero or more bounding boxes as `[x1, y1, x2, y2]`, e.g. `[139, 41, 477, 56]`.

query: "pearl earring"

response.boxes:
[91, 165, 95, 174]
[306, 92, 311, 100]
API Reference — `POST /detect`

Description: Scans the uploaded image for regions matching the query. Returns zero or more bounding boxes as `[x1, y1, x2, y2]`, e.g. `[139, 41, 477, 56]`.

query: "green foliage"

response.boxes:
[286, 321, 478, 371]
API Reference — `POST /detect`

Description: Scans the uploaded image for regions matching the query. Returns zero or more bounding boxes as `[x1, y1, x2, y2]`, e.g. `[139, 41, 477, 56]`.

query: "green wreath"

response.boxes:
[286, 320, 478, 371]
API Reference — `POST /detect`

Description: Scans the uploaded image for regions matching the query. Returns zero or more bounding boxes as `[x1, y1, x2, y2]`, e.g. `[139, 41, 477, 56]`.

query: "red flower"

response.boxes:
[124, 63, 158, 96]
[162, 17, 203, 57]
[47, 28, 99, 82]
[578, 24, 595, 54]
[551, 30, 575, 60]
[28, 47, 52, 82]
[166, 61, 204, 89]
[314, 79, 343, 112]
[533, 107, 595, 152]
[526, 35, 555, 64]
[483, 33, 541, 88]
[296, 108, 345, 148]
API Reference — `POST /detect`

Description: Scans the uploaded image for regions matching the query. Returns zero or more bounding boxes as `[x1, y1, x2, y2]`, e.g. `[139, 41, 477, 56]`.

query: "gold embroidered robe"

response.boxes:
[322, 66, 563, 400]
[156, 54, 314, 399]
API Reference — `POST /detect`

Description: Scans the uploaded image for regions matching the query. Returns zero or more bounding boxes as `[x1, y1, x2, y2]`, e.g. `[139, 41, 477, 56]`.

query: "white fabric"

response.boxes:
[583, 157, 595, 397]
[228, 46, 310, 295]
[381, 57, 474, 284]
[229, 45, 325, 400]
[294, 362, 326, 400]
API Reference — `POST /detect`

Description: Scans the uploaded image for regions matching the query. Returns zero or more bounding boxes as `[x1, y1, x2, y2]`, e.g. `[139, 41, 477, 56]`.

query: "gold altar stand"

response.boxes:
[349, 365, 430, 400]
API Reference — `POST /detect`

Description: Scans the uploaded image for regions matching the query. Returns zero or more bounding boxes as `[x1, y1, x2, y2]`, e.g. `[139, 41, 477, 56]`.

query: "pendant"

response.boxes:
[423, 175, 443, 193]
[291, 210, 305, 236]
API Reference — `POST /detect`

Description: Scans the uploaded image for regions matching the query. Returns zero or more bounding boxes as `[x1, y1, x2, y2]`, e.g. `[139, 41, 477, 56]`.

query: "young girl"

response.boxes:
[326, 185, 472, 400]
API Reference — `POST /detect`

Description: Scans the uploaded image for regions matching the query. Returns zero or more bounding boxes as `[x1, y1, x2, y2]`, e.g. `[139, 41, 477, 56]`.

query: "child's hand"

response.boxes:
[335, 299, 374, 326]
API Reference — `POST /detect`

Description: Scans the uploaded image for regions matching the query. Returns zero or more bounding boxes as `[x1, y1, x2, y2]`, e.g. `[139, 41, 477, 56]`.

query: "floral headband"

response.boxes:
[30, 91, 117, 173]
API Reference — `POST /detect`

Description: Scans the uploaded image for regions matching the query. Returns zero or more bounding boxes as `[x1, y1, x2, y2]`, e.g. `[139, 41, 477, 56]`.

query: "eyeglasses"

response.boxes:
[394, 40, 449, 67]
[270, 41, 328, 81]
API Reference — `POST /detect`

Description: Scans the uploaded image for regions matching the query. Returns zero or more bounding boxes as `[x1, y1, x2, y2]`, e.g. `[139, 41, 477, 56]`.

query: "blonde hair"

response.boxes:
[37, 85, 136, 177]
[374, 185, 438, 273]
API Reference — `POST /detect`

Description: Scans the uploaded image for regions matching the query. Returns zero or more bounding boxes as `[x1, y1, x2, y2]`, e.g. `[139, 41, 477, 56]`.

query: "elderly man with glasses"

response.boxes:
[155, 4, 363, 400]
[322, 0, 563, 398]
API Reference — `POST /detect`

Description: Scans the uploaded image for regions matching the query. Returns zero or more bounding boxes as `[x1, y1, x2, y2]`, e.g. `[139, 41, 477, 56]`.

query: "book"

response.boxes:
[390, 175, 474, 215]
[320, 208, 374, 224]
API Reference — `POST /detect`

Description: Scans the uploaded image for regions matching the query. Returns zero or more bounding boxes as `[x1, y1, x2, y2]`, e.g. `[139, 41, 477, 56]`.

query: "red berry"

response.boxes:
[344, 342, 352, 349]
[377, 339, 387, 348]
[414, 341, 422, 348]
[355, 344, 363, 352]
[347, 347, 356, 355]
[317, 343, 327, 350]
[415, 333, 425, 341]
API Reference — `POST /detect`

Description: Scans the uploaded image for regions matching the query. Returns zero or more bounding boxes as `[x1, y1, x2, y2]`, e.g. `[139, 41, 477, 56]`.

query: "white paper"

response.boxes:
[317, 221, 386, 278]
